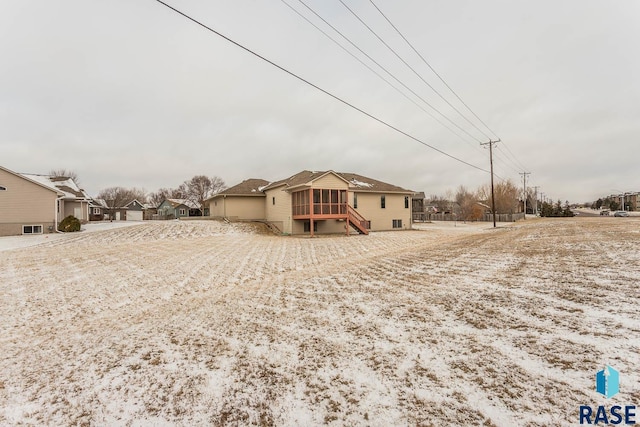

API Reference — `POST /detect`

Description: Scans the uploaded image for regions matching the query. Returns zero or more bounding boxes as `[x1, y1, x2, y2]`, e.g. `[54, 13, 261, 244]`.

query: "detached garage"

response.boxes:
[124, 199, 144, 221]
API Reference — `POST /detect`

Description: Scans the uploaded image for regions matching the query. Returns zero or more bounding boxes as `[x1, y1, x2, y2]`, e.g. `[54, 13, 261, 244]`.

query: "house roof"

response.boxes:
[208, 179, 270, 200]
[124, 199, 144, 209]
[162, 198, 199, 209]
[0, 165, 65, 196]
[20, 173, 89, 200]
[90, 198, 109, 208]
[262, 170, 413, 194]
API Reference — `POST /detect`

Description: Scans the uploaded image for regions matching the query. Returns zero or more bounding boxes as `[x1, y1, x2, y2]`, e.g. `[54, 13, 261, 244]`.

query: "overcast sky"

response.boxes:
[1, 0, 638, 203]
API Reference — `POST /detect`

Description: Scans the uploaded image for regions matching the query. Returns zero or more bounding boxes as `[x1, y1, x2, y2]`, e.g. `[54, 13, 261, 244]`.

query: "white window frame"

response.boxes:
[23, 225, 43, 234]
[179, 208, 187, 216]
[392, 219, 402, 229]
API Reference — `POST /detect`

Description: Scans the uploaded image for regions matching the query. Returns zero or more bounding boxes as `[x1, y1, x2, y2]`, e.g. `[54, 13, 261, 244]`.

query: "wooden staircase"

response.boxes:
[347, 205, 369, 235]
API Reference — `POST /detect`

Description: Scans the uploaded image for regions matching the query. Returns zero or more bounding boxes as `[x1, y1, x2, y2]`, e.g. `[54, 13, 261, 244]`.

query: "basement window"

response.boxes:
[23, 225, 43, 234]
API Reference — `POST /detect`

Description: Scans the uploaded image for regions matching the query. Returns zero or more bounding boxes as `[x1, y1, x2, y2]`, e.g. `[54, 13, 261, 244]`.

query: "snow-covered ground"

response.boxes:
[1, 218, 639, 425]
[0, 221, 143, 252]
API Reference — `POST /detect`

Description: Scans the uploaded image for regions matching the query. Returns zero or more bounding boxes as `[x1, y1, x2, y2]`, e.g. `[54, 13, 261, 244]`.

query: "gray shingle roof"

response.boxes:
[262, 170, 412, 193]
[212, 179, 270, 198]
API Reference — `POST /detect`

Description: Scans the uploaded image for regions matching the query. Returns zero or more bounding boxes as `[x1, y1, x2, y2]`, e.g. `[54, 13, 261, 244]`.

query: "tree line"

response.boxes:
[429, 180, 521, 221]
[96, 175, 226, 216]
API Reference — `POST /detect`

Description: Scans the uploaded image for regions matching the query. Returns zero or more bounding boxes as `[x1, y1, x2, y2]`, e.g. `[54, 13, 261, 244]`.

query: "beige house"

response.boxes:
[209, 170, 414, 236]
[21, 173, 91, 223]
[0, 165, 64, 236]
[0, 166, 91, 236]
[207, 179, 269, 221]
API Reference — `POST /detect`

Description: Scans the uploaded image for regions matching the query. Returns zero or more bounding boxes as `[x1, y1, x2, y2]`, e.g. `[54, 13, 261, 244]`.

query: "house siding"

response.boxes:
[309, 173, 348, 190]
[209, 198, 224, 218]
[265, 187, 292, 234]
[63, 200, 89, 222]
[350, 192, 411, 231]
[210, 196, 265, 220]
[0, 168, 58, 236]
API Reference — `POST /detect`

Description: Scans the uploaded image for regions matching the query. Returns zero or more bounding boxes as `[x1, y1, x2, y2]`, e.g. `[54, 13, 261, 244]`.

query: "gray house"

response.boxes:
[124, 199, 144, 221]
[156, 199, 200, 219]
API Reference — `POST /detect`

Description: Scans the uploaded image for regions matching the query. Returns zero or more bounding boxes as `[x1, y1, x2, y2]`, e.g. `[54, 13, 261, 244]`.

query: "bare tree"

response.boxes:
[49, 169, 80, 184]
[97, 187, 148, 219]
[127, 187, 148, 204]
[477, 180, 519, 214]
[428, 194, 450, 213]
[182, 175, 226, 216]
[148, 187, 186, 207]
[455, 185, 478, 221]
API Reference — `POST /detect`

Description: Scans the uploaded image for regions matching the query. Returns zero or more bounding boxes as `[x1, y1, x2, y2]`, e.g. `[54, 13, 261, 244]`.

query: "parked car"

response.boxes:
[600, 210, 610, 216]
[614, 211, 630, 217]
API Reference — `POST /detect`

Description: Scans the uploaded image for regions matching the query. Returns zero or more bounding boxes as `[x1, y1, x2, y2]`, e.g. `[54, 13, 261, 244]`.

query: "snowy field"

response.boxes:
[1, 218, 639, 426]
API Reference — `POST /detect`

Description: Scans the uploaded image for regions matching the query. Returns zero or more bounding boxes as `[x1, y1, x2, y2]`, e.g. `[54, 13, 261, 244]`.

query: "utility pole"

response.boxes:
[481, 139, 500, 228]
[520, 172, 530, 219]
[533, 186, 540, 215]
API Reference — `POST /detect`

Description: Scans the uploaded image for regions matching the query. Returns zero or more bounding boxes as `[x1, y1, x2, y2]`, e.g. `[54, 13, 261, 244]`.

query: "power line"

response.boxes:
[152, 0, 490, 174]
[494, 146, 525, 174]
[339, 0, 492, 141]
[368, 0, 500, 141]
[280, 0, 483, 153]
[367, 0, 530, 173]
[294, 0, 485, 145]
[499, 142, 529, 171]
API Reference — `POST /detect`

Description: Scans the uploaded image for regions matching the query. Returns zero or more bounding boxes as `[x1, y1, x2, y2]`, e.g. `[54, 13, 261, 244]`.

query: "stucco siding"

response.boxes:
[350, 192, 411, 231]
[0, 168, 58, 235]
[265, 187, 292, 234]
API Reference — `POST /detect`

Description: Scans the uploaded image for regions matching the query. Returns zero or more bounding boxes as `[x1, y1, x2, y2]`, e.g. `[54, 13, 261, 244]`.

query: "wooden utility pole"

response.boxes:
[520, 172, 530, 219]
[481, 139, 500, 228]
[533, 186, 540, 215]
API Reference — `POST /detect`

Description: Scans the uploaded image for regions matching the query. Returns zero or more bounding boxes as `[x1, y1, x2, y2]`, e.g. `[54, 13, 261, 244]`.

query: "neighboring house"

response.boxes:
[19, 171, 91, 224]
[124, 199, 144, 221]
[89, 199, 108, 221]
[412, 192, 426, 222]
[156, 199, 200, 219]
[0, 165, 65, 236]
[207, 179, 270, 221]
[209, 170, 414, 236]
[142, 203, 158, 220]
[92, 199, 148, 221]
[22, 174, 91, 223]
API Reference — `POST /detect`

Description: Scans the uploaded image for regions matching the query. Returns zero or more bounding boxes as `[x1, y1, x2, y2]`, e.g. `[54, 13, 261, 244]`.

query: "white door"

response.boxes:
[74, 207, 82, 219]
[127, 210, 143, 221]
[115, 211, 121, 221]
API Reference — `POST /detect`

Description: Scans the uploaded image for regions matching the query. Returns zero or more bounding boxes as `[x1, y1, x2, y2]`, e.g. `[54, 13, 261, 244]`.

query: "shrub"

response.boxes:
[58, 215, 81, 232]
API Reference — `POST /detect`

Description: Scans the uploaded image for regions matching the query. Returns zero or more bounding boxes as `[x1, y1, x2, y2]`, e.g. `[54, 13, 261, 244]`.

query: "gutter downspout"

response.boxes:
[54, 195, 65, 233]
